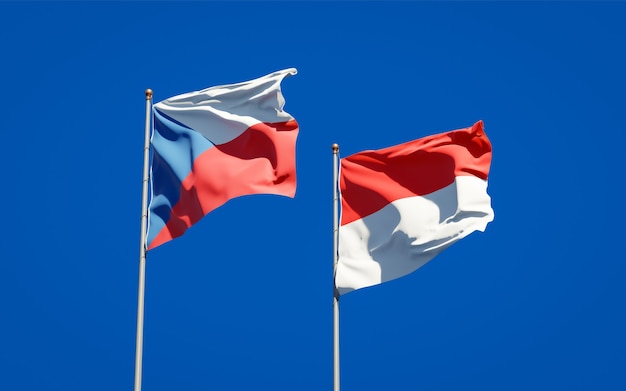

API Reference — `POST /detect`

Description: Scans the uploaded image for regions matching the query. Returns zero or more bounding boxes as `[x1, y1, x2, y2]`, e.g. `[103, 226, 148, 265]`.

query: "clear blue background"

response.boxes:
[1, 2, 625, 390]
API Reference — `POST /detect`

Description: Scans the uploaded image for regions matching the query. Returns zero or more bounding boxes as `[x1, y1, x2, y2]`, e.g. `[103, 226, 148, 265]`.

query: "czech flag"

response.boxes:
[147, 69, 299, 250]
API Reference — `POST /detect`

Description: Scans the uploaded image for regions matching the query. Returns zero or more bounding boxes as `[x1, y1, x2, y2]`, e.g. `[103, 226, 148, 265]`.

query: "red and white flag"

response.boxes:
[336, 121, 494, 295]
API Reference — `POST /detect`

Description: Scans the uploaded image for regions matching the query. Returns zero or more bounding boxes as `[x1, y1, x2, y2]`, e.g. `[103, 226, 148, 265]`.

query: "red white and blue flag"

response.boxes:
[336, 121, 494, 295]
[147, 69, 299, 250]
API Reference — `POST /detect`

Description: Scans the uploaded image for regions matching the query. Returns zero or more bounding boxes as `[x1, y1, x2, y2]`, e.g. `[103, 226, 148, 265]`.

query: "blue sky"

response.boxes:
[1, 1, 625, 390]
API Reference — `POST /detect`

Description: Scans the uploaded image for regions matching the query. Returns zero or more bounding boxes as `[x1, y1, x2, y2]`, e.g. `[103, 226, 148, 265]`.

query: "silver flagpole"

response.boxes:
[332, 143, 340, 391]
[134, 88, 153, 391]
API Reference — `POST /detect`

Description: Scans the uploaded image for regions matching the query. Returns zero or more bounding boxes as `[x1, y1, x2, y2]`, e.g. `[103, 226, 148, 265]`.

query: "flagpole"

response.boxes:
[134, 88, 153, 391]
[332, 143, 340, 391]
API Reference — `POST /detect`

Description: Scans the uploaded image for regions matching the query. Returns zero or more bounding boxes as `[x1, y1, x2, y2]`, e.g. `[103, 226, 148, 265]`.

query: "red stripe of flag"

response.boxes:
[340, 121, 491, 226]
[148, 120, 298, 250]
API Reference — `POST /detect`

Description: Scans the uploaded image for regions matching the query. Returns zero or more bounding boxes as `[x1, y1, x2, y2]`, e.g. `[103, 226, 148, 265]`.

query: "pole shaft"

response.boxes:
[332, 144, 340, 391]
[134, 89, 153, 391]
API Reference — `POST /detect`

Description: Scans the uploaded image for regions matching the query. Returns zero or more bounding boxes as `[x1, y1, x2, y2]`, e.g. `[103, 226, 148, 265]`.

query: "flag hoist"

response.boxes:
[332, 143, 341, 391]
[332, 122, 494, 389]
[133, 69, 299, 391]
[134, 88, 152, 391]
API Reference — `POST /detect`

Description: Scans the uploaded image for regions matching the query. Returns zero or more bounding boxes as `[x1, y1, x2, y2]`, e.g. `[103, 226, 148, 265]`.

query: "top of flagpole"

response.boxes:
[332, 143, 339, 154]
[145, 89, 153, 100]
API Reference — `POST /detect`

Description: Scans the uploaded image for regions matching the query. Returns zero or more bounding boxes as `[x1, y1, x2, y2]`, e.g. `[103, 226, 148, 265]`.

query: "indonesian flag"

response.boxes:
[147, 69, 299, 250]
[336, 121, 494, 295]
